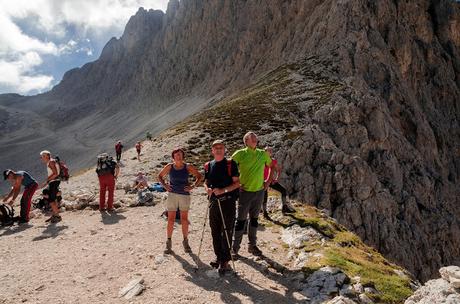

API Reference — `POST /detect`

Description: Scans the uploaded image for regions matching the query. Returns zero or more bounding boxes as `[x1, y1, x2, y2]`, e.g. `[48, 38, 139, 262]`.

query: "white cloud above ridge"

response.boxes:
[0, 0, 168, 95]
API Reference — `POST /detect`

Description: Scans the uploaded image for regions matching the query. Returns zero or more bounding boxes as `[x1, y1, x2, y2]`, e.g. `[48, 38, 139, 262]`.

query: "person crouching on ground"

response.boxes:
[133, 171, 148, 200]
[39, 150, 62, 223]
[203, 140, 240, 272]
[3, 169, 39, 224]
[158, 148, 203, 254]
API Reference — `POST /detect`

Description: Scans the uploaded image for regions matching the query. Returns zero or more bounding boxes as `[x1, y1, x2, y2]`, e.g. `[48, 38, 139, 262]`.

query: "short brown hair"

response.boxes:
[171, 148, 185, 159]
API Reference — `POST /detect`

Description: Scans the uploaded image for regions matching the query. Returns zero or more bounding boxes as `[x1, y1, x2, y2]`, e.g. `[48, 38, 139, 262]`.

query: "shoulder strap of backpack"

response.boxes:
[227, 159, 232, 177]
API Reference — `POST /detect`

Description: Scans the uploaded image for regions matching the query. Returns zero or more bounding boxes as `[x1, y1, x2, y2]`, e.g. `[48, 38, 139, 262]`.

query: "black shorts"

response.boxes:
[46, 180, 61, 202]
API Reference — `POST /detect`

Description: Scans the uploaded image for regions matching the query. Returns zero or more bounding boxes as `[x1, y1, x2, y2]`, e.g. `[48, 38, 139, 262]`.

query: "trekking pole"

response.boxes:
[217, 198, 236, 272]
[197, 200, 210, 261]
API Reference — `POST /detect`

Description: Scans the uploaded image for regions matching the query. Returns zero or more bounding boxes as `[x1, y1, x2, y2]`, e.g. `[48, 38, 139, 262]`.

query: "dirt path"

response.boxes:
[0, 132, 307, 304]
[0, 194, 308, 304]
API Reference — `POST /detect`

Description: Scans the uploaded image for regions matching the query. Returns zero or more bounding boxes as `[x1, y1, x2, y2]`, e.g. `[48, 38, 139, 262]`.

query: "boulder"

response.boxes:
[119, 277, 145, 299]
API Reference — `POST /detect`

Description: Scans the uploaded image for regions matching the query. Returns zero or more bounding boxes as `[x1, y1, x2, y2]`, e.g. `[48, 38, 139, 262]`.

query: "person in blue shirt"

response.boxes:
[3, 169, 39, 224]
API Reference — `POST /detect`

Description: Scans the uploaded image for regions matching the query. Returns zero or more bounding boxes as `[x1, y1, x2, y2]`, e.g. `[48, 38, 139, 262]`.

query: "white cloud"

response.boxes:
[0, 0, 169, 37]
[0, 52, 54, 94]
[0, 0, 168, 95]
[0, 11, 58, 55]
[58, 39, 79, 55]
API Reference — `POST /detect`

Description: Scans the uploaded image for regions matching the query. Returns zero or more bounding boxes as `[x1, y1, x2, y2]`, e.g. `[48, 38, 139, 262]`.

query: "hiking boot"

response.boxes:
[164, 239, 172, 254]
[282, 204, 295, 214]
[50, 215, 62, 223]
[107, 208, 115, 213]
[210, 260, 220, 269]
[18, 218, 29, 225]
[218, 261, 232, 274]
[248, 245, 263, 256]
[182, 238, 192, 253]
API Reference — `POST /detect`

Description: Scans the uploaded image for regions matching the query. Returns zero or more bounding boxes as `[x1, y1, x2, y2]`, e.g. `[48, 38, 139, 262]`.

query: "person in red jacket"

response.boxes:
[135, 141, 143, 161]
[96, 153, 120, 212]
[115, 141, 123, 162]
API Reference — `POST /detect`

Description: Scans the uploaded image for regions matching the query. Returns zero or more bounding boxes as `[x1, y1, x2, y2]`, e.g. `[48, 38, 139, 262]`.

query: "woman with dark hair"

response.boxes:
[158, 148, 203, 254]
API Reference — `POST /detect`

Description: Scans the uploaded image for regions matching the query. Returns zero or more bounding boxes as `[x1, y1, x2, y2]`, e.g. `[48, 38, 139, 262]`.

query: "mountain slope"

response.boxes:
[0, 0, 459, 281]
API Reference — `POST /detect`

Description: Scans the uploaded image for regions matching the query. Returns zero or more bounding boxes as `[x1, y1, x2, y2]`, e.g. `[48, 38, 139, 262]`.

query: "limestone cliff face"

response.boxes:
[273, 0, 460, 281]
[0, 0, 459, 281]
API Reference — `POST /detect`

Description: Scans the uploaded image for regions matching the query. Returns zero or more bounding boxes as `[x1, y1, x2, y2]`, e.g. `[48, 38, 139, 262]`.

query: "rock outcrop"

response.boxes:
[405, 266, 460, 304]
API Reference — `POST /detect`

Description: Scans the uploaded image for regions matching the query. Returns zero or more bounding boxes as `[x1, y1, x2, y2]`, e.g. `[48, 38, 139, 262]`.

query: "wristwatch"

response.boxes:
[224, 188, 228, 193]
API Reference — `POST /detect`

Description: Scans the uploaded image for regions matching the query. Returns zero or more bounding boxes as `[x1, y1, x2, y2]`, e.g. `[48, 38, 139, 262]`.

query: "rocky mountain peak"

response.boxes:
[0, 0, 458, 283]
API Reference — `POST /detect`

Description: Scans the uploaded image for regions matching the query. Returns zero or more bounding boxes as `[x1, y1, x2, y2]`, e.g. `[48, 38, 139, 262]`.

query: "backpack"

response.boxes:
[204, 159, 233, 177]
[204, 159, 239, 199]
[0, 204, 14, 226]
[55, 156, 70, 181]
[96, 153, 116, 176]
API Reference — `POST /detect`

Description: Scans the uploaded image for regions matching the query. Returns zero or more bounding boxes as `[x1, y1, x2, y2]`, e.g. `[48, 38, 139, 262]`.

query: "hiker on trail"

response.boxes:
[158, 148, 203, 254]
[135, 141, 143, 161]
[203, 140, 240, 272]
[115, 141, 123, 162]
[262, 147, 295, 219]
[96, 153, 120, 212]
[3, 169, 39, 224]
[231, 132, 273, 258]
[40, 150, 62, 223]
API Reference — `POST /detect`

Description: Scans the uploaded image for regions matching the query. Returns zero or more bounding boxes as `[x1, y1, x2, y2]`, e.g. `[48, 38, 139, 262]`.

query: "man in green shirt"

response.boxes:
[231, 132, 273, 257]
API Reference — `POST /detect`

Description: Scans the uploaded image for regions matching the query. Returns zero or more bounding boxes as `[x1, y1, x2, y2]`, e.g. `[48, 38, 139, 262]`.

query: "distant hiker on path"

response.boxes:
[115, 141, 124, 162]
[203, 140, 240, 272]
[96, 153, 120, 212]
[231, 132, 273, 258]
[262, 147, 295, 219]
[40, 150, 62, 223]
[3, 169, 38, 224]
[158, 148, 203, 254]
[135, 141, 143, 161]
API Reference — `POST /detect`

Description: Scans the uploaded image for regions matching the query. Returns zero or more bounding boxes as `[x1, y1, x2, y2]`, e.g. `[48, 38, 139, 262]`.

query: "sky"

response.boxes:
[0, 0, 169, 95]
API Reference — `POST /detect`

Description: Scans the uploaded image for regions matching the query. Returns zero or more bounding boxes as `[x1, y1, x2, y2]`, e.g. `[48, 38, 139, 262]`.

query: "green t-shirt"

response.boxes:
[232, 147, 272, 192]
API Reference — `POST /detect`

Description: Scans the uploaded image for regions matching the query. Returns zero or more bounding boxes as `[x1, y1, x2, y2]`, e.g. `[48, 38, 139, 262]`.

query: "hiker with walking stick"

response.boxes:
[203, 140, 240, 273]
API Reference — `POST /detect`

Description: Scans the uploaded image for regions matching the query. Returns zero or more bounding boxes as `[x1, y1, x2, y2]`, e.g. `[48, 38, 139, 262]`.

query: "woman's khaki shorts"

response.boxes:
[166, 192, 191, 211]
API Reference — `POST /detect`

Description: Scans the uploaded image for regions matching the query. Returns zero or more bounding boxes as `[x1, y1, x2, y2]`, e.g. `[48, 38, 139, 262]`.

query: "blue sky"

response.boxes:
[0, 0, 168, 95]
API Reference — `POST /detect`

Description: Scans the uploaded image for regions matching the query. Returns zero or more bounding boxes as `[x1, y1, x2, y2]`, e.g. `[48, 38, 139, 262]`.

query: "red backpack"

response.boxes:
[55, 156, 70, 181]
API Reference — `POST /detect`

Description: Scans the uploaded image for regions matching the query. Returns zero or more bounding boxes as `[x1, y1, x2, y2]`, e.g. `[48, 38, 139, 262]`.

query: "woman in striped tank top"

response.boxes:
[158, 148, 203, 254]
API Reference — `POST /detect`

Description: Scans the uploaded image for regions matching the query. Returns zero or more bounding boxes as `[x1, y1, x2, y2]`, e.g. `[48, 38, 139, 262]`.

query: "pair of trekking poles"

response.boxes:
[197, 197, 236, 272]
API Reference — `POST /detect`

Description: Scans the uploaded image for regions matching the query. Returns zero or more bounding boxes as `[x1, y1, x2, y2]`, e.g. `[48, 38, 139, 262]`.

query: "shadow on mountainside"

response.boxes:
[100, 210, 127, 225]
[171, 252, 305, 304]
[0, 223, 33, 236]
[32, 224, 68, 241]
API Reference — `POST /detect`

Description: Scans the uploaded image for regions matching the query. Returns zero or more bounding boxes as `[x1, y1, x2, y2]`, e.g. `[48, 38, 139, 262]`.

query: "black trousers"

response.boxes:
[209, 198, 236, 263]
[116, 152, 122, 162]
[263, 182, 288, 212]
